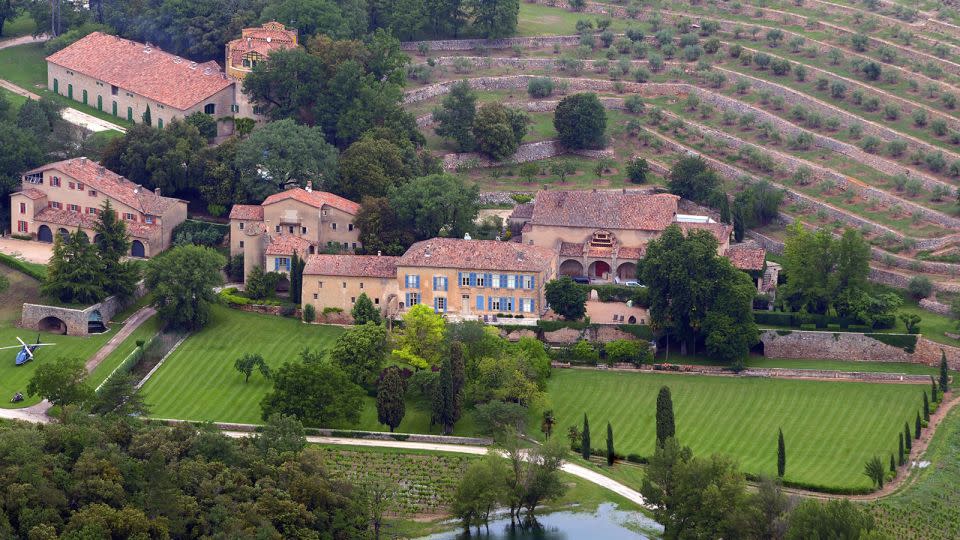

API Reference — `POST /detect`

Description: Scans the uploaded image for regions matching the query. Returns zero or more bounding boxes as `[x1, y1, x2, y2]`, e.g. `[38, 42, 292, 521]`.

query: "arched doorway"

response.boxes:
[588, 260, 611, 280]
[93, 233, 104, 245]
[131, 240, 145, 258]
[38, 316, 67, 334]
[559, 259, 585, 277]
[276, 275, 290, 293]
[88, 309, 107, 334]
[37, 225, 52, 243]
[628, 316, 637, 324]
[617, 262, 637, 280]
[57, 228, 69, 241]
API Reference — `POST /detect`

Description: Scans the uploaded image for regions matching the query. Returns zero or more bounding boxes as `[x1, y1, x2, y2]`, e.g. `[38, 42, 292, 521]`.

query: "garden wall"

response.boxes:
[21, 283, 146, 337]
[760, 329, 960, 369]
[442, 140, 613, 171]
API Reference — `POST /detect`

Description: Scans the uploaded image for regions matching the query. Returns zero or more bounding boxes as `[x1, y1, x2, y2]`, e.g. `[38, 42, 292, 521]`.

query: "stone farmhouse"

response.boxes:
[47, 32, 235, 131]
[225, 22, 299, 119]
[229, 184, 362, 283]
[10, 157, 188, 257]
[302, 238, 558, 321]
[509, 190, 765, 281]
[46, 22, 298, 132]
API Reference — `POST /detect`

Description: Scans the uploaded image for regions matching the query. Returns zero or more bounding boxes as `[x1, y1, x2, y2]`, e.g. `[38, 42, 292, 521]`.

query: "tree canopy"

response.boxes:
[554, 93, 607, 149]
[145, 244, 225, 330]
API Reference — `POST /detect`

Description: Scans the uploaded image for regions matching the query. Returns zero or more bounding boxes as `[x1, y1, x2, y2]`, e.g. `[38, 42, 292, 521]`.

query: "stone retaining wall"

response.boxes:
[920, 298, 952, 315]
[442, 140, 614, 171]
[662, 362, 934, 382]
[760, 329, 960, 369]
[21, 283, 146, 337]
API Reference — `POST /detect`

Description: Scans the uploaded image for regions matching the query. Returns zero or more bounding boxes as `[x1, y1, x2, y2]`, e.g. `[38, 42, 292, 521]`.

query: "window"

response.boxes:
[68, 204, 81, 212]
[111, 85, 118, 96]
[25, 173, 43, 184]
[242, 59, 251, 67]
[50, 201, 61, 209]
[87, 207, 97, 215]
[17, 221, 27, 233]
[352, 242, 357, 250]
[231, 104, 239, 113]
[462, 274, 470, 286]
[275, 225, 280, 233]
[507, 275, 516, 289]
[18, 203, 25, 214]
[123, 212, 135, 220]
[204, 103, 215, 114]
[252, 105, 264, 115]
[348, 223, 354, 231]
[524, 275, 533, 289]
[351, 297, 356, 303]
[239, 241, 244, 248]
[274, 257, 290, 272]
[318, 281, 323, 288]
[301, 227, 307, 234]
[374, 298, 380, 305]
[359, 282, 364, 289]
[408, 292, 420, 306]
[491, 298, 501, 310]
[476, 274, 485, 287]
[342, 282, 346, 289]
[405, 274, 420, 288]
[51, 176, 60, 187]
[144, 216, 153, 224]
[88, 190, 97, 197]
[313, 293, 318, 300]
[77, 183, 84, 190]
[436, 297, 446, 311]
[492, 274, 501, 288]
[342, 242, 348, 250]
[157, 119, 163, 129]
[331, 222, 337, 230]
[239, 222, 244, 230]
[68, 182, 75, 189]
[433, 276, 448, 291]
[288, 226, 294, 234]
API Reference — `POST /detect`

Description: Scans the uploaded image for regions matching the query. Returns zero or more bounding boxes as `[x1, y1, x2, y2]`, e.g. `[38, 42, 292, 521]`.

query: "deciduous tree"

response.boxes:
[330, 322, 387, 387]
[433, 80, 477, 152]
[351, 292, 381, 325]
[234, 119, 338, 200]
[145, 245, 225, 330]
[260, 351, 364, 427]
[27, 357, 93, 409]
[544, 276, 588, 320]
[554, 93, 607, 149]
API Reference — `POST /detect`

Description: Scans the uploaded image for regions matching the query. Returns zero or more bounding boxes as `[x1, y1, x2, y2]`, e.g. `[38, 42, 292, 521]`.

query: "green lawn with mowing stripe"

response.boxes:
[545, 369, 926, 490]
[88, 314, 161, 390]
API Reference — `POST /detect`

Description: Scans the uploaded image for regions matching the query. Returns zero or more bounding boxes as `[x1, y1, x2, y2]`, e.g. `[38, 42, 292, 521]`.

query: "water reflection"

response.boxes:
[417, 503, 662, 540]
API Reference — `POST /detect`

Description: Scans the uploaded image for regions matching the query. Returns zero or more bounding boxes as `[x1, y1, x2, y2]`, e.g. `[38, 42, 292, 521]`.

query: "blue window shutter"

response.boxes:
[415, 275, 420, 289]
[530, 299, 535, 313]
[469, 272, 476, 286]
[512, 297, 516, 312]
[488, 297, 492, 310]
[405, 293, 409, 306]
[477, 295, 483, 310]
[485, 273, 492, 287]
[274, 259, 279, 271]
[445, 277, 449, 291]
[443, 299, 447, 313]
[433, 297, 438, 313]
[458, 272, 463, 286]
[501, 274, 507, 288]
[405, 274, 410, 288]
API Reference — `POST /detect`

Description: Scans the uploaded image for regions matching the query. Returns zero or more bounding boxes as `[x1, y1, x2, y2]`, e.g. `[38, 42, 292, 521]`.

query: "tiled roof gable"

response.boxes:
[398, 238, 555, 273]
[304, 254, 399, 278]
[530, 191, 679, 231]
[261, 188, 360, 215]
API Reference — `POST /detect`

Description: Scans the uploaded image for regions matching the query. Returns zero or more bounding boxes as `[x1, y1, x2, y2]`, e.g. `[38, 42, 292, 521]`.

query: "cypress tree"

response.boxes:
[777, 428, 786, 478]
[606, 422, 615, 466]
[655, 386, 675, 447]
[898, 433, 904, 466]
[915, 412, 922, 440]
[449, 342, 465, 428]
[582, 414, 591, 460]
[289, 252, 301, 304]
[904, 422, 912, 452]
[923, 391, 930, 421]
[890, 454, 896, 473]
[940, 350, 950, 393]
[931, 376, 939, 403]
[376, 366, 406, 432]
[432, 356, 457, 435]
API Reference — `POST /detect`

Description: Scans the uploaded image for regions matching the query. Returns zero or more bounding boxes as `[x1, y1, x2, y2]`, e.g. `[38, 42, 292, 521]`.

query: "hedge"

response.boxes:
[865, 333, 918, 353]
[537, 319, 591, 332]
[171, 219, 228, 248]
[0, 253, 46, 281]
[95, 334, 156, 393]
[616, 324, 654, 340]
[743, 472, 873, 495]
[219, 287, 250, 306]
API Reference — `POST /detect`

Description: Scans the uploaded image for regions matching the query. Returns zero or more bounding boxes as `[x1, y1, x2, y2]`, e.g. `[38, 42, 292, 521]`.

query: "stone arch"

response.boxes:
[93, 233, 104, 245]
[38, 316, 67, 335]
[88, 309, 107, 334]
[628, 315, 637, 324]
[276, 275, 290, 293]
[617, 262, 637, 280]
[131, 240, 145, 258]
[559, 259, 584, 277]
[57, 228, 69, 241]
[588, 260, 611, 279]
[38, 225, 53, 243]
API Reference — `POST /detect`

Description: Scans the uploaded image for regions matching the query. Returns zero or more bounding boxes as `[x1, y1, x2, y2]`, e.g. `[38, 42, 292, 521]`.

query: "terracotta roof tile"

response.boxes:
[676, 221, 732, 245]
[261, 188, 360, 215]
[16, 188, 46, 200]
[617, 246, 645, 259]
[46, 32, 233, 111]
[531, 191, 679, 231]
[559, 242, 583, 257]
[24, 158, 183, 215]
[510, 202, 534, 220]
[725, 243, 766, 271]
[399, 238, 556, 273]
[33, 207, 157, 238]
[229, 204, 263, 220]
[265, 234, 314, 256]
[228, 23, 298, 68]
[303, 254, 400, 278]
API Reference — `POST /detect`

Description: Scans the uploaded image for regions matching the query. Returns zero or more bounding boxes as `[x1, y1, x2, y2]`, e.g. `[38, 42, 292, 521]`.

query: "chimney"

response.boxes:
[377, 251, 382, 257]
[154, 187, 161, 196]
[134, 184, 141, 194]
[97, 166, 105, 176]
[305, 180, 312, 193]
[463, 232, 471, 240]
[79, 157, 87, 165]
[247, 37, 252, 48]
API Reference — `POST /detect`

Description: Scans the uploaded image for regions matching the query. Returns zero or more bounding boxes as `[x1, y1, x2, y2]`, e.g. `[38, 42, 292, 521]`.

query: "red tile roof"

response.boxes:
[510, 202, 534, 220]
[559, 242, 583, 257]
[23, 158, 184, 215]
[33, 207, 156, 238]
[617, 246, 645, 260]
[303, 254, 400, 278]
[229, 204, 263, 220]
[676, 221, 732, 245]
[530, 191, 679, 231]
[265, 234, 314, 256]
[46, 32, 233, 111]
[227, 23, 298, 68]
[261, 188, 360, 215]
[399, 238, 556, 273]
[725, 243, 766, 271]
[16, 188, 46, 200]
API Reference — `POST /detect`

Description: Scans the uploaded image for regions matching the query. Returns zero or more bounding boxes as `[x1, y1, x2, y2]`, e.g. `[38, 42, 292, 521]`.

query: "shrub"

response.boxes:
[527, 77, 554, 98]
[624, 95, 645, 114]
[302, 303, 316, 323]
[172, 220, 228, 248]
[908, 276, 933, 299]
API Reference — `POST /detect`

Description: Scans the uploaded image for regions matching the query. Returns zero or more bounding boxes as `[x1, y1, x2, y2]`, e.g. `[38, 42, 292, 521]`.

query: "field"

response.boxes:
[869, 404, 960, 539]
[87, 314, 161, 389]
[544, 369, 926, 490]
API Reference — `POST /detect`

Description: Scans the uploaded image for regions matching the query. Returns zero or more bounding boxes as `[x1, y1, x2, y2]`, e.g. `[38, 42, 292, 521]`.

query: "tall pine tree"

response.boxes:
[904, 422, 912, 452]
[288, 251, 306, 304]
[606, 422, 615, 466]
[915, 412, 922, 440]
[581, 414, 591, 460]
[923, 391, 930, 421]
[777, 428, 786, 478]
[431, 352, 463, 435]
[932, 375, 939, 403]
[42, 229, 106, 304]
[898, 432, 904, 466]
[376, 366, 406, 432]
[94, 200, 139, 298]
[656, 386, 675, 447]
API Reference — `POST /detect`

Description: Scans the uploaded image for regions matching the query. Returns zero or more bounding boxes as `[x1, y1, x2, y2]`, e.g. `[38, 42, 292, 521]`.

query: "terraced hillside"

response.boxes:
[400, 0, 960, 315]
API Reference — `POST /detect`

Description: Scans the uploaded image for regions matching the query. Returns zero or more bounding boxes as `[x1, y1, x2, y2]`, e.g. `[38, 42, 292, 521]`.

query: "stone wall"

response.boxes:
[401, 35, 582, 52]
[920, 298, 952, 315]
[21, 283, 146, 337]
[442, 140, 614, 171]
[760, 329, 960, 369]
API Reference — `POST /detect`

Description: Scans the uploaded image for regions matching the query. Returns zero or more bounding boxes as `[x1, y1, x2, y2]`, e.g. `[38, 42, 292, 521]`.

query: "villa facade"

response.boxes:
[225, 22, 299, 119]
[229, 184, 362, 282]
[10, 158, 188, 257]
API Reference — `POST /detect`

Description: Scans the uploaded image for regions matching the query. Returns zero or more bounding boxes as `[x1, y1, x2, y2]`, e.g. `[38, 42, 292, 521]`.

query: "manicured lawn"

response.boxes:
[544, 369, 927, 490]
[517, 3, 630, 37]
[670, 354, 956, 377]
[88, 314, 161, 390]
[869, 403, 960, 539]
[142, 305, 480, 433]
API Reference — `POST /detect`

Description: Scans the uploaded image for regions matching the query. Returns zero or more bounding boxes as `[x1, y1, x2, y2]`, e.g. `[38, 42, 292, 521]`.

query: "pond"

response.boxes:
[416, 503, 663, 540]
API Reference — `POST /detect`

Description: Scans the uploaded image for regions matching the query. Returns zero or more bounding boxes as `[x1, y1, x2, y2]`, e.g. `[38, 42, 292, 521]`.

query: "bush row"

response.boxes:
[754, 311, 889, 331]
[0, 253, 46, 281]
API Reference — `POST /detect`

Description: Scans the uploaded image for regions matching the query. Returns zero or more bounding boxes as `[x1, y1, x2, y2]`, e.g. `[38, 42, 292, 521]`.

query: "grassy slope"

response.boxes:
[545, 369, 925, 490]
[868, 403, 960, 540]
[143, 305, 479, 433]
[517, 3, 631, 36]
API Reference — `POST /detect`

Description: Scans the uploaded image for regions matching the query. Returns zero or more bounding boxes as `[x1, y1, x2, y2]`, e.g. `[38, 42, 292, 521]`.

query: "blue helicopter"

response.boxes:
[0, 335, 56, 366]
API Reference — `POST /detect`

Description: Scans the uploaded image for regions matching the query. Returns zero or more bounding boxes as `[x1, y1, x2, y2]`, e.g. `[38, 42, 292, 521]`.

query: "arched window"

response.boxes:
[204, 103, 215, 114]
